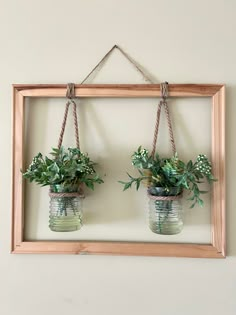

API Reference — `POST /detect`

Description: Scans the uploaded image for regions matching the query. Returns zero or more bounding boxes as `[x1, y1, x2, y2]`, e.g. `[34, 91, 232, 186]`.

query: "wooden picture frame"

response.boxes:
[12, 84, 226, 257]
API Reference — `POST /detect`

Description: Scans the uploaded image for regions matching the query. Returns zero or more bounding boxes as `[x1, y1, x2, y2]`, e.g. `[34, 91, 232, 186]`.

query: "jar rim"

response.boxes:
[50, 184, 80, 193]
[148, 186, 182, 196]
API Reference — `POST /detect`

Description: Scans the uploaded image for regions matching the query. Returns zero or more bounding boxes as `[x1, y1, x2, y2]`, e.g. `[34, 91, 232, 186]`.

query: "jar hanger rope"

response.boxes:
[58, 45, 155, 150]
[54, 83, 84, 197]
[57, 83, 80, 150]
[151, 82, 176, 158]
[148, 82, 179, 201]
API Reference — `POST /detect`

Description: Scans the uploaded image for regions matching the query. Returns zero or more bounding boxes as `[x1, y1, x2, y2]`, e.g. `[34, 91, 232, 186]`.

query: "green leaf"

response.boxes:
[197, 199, 204, 207]
[136, 180, 140, 190]
[85, 181, 94, 190]
[187, 160, 193, 168]
[123, 183, 132, 191]
[22, 147, 103, 189]
[118, 181, 127, 185]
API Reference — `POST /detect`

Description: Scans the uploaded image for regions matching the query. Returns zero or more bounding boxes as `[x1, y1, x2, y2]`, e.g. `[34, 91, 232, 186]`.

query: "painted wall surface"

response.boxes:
[0, 1, 235, 314]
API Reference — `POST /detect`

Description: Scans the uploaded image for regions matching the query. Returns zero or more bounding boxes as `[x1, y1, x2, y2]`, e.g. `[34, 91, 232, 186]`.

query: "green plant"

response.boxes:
[120, 146, 216, 208]
[22, 147, 103, 190]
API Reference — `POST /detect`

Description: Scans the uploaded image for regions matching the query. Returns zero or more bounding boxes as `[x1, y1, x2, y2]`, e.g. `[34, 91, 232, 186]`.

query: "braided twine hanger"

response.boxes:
[57, 83, 80, 150]
[50, 45, 151, 198]
[148, 82, 182, 201]
[49, 83, 84, 198]
[49, 45, 156, 198]
[59, 44, 155, 151]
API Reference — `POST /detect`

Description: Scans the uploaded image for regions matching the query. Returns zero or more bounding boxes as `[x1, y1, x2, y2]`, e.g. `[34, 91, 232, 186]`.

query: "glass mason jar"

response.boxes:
[49, 184, 83, 232]
[148, 187, 183, 235]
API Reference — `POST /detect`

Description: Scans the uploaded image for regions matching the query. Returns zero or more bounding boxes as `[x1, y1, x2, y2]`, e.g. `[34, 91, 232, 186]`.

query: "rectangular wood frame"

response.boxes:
[12, 84, 226, 257]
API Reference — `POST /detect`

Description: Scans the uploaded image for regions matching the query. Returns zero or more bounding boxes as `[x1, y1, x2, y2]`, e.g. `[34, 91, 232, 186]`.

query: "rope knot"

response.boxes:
[58, 83, 80, 149]
[160, 82, 169, 100]
[66, 83, 75, 99]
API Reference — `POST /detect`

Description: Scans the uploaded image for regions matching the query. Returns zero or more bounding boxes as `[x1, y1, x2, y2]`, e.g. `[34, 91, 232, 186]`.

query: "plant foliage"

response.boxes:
[120, 146, 216, 208]
[22, 147, 104, 190]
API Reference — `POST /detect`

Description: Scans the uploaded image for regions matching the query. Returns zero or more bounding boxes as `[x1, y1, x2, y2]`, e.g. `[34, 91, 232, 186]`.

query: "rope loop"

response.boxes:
[57, 83, 80, 150]
[151, 82, 176, 157]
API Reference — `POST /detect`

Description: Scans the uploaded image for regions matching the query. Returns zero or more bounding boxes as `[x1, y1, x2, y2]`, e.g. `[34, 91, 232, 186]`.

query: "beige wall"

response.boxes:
[0, 0, 235, 314]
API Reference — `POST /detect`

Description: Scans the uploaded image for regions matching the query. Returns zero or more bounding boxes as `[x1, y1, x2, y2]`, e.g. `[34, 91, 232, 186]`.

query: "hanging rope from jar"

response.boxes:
[148, 82, 182, 201]
[49, 83, 84, 198]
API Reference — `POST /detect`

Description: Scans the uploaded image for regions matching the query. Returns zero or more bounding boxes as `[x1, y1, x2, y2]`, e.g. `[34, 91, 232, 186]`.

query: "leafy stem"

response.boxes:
[22, 147, 104, 190]
[120, 147, 216, 208]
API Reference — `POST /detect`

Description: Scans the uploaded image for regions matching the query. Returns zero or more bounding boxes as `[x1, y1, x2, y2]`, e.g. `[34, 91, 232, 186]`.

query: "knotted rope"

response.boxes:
[49, 83, 83, 198]
[57, 83, 80, 149]
[53, 46, 156, 199]
[149, 82, 181, 201]
[151, 82, 176, 157]
[59, 45, 154, 150]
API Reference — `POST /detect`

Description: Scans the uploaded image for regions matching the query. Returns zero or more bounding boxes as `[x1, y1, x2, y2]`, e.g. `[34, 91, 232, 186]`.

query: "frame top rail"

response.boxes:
[13, 84, 224, 98]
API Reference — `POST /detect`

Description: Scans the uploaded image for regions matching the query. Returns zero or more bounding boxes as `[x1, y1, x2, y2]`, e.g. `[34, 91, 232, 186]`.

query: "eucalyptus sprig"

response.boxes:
[22, 147, 104, 190]
[120, 146, 216, 208]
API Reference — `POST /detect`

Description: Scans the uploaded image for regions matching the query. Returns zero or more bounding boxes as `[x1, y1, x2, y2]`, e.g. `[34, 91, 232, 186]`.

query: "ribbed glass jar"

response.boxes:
[49, 184, 83, 232]
[148, 187, 183, 235]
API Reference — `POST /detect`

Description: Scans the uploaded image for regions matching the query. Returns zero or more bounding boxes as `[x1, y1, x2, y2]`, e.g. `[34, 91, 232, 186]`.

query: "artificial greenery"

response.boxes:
[22, 147, 103, 190]
[120, 146, 216, 208]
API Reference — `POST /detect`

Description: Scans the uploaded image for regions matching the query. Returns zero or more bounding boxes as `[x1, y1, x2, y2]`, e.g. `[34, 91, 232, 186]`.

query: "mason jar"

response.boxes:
[148, 187, 183, 235]
[49, 184, 83, 232]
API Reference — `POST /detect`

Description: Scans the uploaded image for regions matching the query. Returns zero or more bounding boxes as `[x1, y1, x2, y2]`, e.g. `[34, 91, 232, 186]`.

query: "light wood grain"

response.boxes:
[12, 241, 224, 258]
[13, 84, 223, 98]
[11, 84, 226, 257]
[12, 90, 24, 251]
[212, 86, 226, 256]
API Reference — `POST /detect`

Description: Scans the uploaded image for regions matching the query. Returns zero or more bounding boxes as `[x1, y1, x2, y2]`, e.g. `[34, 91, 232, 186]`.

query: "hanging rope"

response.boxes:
[148, 82, 180, 200]
[51, 83, 84, 198]
[151, 82, 176, 157]
[58, 45, 154, 150]
[81, 45, 154, 84]
[57, 83, 80, 150]
[54, 46, 156, 199]
[163, 101, 176, 154]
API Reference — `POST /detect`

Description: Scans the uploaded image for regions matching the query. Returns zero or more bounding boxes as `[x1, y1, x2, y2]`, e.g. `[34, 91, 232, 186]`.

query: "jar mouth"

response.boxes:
[50, 184, 79, 193]
[148, 186, 182, 196]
